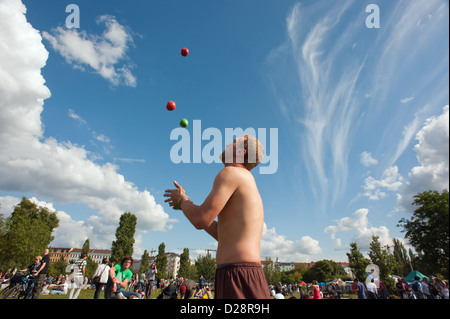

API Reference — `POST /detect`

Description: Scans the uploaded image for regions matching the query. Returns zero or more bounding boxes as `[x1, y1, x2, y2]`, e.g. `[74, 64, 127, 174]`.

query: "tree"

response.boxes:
[346, 242, 370, 280]
[0, 211, 5, 236]
[398, 190, 449, 277]
[368, 235, 395, 292]
[139, 250, 150, 274]
[178, 248, 191, 278]
[302, 260, 346, 283]
[281, 264, 309, 284]
[392, 238, 413, 276]
[177, 248, 197, 280]
[195, 252, 216, 282]
[80, 238, 97, 278]
[262, 257, 281, 285]
[0, 197, 59, 269]
[49, 255, 68, 277]
[81, 239, 90, 255]
[156, 242, 167, 279]
[110, 212, 137, 265]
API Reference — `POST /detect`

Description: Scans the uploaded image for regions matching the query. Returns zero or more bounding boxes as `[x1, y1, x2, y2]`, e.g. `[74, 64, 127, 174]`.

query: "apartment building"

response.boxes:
[49, 247, 112, 264]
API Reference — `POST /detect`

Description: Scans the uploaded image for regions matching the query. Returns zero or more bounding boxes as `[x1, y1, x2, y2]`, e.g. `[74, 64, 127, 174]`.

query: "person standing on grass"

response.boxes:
[93, 258, 110, 299]
[145, 263, 157, 299]
[354, 278, 367, 299]
[68, 253, 87, 299]
[32, 249, 50, 299]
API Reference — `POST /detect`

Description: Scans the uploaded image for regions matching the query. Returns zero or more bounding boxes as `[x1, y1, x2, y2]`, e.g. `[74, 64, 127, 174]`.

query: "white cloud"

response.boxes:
[324, 208, 392, 250]
[360, 151, 378, 167]
[261, 224, 322, 262]
[324, 208, 369, 235]
[0, 0, 174, 256]
[42, 15, 136, 87]
[363, 166, 404, 200]
[398, 105, 449, 211]
[353, 225, 391, 250]
[94, 133, 111, 144]
[401, 96, 415, 104]
[388, 107, 428, 167]
[0, 196, 21, 217]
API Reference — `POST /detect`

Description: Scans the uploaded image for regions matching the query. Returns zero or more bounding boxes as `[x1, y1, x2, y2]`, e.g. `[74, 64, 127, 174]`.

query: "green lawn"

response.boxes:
[37, 289, 357, 299]
[1, 285, 358, 300]
[38, 288, 161, 299]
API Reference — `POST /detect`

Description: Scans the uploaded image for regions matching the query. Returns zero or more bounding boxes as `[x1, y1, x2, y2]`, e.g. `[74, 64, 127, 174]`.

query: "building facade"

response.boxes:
[48, 247, 73, 264]
[166, 252, 180, 278]
[49, 247, 112, 264]
[131, 252, 181, 278]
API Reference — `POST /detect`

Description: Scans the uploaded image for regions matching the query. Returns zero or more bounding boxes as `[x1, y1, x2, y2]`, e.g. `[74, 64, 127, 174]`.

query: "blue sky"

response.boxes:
[0, 0, 448, 263]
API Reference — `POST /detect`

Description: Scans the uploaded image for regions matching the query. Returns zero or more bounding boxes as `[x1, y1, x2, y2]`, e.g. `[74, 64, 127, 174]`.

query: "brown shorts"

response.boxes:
[214, 262, 270, 299]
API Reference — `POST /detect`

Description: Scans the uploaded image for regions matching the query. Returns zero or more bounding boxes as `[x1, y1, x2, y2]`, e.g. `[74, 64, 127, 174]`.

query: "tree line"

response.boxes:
[262, 190, 448, 294]
[1, 190, 448, 286]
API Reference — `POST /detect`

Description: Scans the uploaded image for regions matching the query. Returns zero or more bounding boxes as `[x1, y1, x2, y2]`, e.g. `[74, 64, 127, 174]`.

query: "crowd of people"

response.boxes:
[267, 276, 449, 300]
[351, 277, 449, 299]
[269, 281, 345, 299]
[0, 252, 215, 300]
[394, 276, 449, 299]
[2, 250, 449, 300]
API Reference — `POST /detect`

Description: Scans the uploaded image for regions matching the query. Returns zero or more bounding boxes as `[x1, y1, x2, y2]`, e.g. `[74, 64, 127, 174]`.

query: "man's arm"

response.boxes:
[165, 168, 237, 230]
[119, 279, 129, 288]
[35, 261, 46, 277]
[204, 220, 218, 241]
[109, 266, 117, 283]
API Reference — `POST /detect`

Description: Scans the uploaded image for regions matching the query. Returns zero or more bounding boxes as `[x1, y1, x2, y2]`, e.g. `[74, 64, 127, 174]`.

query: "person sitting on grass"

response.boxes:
[105, 256, 142, 299]
[50, 279, 68, 295]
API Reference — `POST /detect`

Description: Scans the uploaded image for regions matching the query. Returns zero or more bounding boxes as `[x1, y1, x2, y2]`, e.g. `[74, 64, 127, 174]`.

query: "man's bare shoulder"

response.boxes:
[217, 166, 253, 182]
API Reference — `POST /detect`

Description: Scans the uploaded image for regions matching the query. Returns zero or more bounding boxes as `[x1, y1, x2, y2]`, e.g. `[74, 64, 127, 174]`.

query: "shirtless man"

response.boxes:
[164, 135, 270, 299]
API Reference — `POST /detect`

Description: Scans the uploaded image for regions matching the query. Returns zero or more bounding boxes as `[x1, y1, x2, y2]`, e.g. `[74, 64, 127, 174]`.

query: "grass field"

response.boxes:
[36, 289, 356, 299]
[2, 284, 357, 299]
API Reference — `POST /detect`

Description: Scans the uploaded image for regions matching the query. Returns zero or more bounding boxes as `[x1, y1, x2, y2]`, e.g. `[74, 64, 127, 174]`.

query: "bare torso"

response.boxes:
[215, 167, 264, 265]
[164, 163, 265, 266]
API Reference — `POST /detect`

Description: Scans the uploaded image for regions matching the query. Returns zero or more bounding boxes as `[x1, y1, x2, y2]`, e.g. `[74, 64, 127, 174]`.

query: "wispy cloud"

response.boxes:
[115, 157, 146, 164]
[387, 107, 429, 168]
[68, 108, 86, 125]
[400, 96, 415, 104]
[265, 1, 364, 211]
[369, 0, 448, 106]
[94, 133, 111, 144]
[265, 0, 448, 215]
[67, 109, 112, 154]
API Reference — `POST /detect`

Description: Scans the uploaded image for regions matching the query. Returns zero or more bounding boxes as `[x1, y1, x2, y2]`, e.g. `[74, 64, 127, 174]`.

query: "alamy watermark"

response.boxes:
[65, 3, 380, 30]
[365, 4, 380, 29]
[65, 4, 80, 29]
[169, 120, 278, 175]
